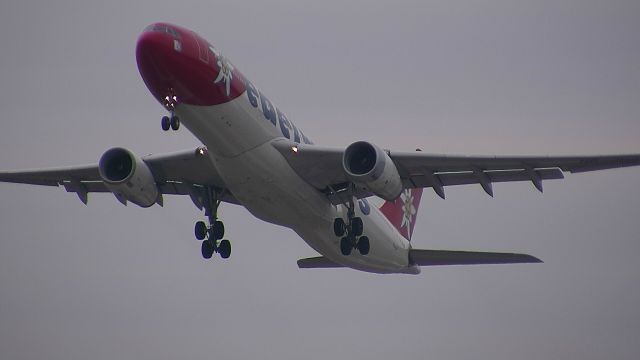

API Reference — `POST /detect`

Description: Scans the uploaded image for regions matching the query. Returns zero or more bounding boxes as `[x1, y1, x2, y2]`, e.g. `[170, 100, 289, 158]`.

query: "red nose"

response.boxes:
[136, 23, 246, 108]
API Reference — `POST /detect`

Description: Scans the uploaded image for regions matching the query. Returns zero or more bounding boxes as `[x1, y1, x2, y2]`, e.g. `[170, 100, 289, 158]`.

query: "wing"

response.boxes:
[272, 139, 640, 202]
[0, 147, 236, 206]
[297, 249, 541, 269]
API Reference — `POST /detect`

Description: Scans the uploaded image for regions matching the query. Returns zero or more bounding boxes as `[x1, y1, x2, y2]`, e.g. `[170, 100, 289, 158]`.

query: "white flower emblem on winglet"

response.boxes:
[400, 189, 416, 239]
[210, 46, 234, 96]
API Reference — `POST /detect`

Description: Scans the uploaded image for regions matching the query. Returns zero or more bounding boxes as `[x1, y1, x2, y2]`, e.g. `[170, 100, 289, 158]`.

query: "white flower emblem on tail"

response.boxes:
[400, 189, 416, 239]
[210, 46, 234, 96]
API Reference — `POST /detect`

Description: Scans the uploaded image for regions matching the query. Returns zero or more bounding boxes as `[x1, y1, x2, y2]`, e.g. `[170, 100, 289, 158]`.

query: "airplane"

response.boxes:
[1, 22, 639, 274]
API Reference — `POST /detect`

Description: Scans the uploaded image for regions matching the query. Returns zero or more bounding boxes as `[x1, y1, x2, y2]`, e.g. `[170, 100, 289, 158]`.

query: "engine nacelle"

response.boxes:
[98, 147, 159, 208]
[342, 141, 403, 201]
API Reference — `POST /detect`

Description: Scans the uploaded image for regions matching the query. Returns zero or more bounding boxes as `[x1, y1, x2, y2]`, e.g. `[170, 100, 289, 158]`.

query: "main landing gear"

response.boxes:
[194, 187, 231, 260]
[161, 114, 180, 131]
[333, 196, 369, 256]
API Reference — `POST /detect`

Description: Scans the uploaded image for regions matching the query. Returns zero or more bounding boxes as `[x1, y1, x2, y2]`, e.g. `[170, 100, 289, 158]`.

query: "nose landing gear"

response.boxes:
[194, 187, 231, 260]
[161, 114, 180, 131]
[161, 91, 181, 131]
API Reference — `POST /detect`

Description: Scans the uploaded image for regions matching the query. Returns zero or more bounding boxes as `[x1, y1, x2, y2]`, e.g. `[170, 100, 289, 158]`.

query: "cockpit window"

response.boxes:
[165, 27, 180, 38]
[144, 24, 181, 38]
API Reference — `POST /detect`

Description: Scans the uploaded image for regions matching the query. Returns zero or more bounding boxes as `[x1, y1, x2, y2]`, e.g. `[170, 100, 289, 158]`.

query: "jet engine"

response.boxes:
[342, 141, 403, 201]
[98, 147, 159, 207]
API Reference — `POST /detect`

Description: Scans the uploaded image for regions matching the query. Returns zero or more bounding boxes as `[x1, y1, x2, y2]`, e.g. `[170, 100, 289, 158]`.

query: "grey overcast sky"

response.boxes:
[1, 1, 639, 359]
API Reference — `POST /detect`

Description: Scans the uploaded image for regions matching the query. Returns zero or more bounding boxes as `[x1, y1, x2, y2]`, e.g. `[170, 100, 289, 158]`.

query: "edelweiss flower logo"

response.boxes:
[400, 189, 416, 238]
[210, 46, 234, 97]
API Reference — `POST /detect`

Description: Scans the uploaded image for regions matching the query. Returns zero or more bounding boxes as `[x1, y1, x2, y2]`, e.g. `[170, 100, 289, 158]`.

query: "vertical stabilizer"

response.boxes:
[379, 188, 423, 241]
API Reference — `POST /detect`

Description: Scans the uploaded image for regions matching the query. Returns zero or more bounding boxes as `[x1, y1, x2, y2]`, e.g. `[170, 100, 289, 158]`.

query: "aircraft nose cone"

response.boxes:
[136, 31, 168, 72]
[136, 29, 180, 108]
[136, 23, 246, 108]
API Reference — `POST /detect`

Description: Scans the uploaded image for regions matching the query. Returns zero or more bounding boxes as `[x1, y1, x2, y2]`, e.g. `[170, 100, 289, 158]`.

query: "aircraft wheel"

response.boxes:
[218, 239, 231, 259]
[194, 221, 207, 240]
[333, 218, 346, 237]
[212, 220, 225, 240]
[170, 115, 180, 130]
[201, 240, 214, 259]
[340, 237, 352, 256]
[161, 116, 171, 131]
[357, 236, 370, 255]
[352, 217, 363, 237]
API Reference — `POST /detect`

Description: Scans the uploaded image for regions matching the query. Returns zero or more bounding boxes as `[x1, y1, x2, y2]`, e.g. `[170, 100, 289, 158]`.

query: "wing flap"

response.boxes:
[409, 249, 542, 266]
[408, 168, 564, 188]
[143, 148, 224, 186]
[272, 140, 345, 189]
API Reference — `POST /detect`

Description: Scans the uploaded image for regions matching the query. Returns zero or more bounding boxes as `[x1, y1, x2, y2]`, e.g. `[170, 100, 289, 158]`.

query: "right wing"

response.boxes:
[390, 152, 640, 198]
[272, 139, 640, 202]
[0, 147, 236, 206]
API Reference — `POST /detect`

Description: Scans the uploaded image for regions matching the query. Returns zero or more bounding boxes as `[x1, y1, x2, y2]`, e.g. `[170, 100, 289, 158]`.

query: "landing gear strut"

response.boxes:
[334, 192, 369, 256]
[195, 187, 231, 260]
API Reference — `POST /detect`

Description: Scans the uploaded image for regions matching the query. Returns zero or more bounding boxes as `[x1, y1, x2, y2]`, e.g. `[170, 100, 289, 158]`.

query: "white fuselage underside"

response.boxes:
[175, 92, 417, 274]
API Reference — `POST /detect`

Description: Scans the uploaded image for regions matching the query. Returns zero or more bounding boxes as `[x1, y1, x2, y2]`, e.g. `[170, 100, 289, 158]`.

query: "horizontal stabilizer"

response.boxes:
[409, 249, 542, 266]
[297, 249, 541, 270]
[297, 257, 343, 269]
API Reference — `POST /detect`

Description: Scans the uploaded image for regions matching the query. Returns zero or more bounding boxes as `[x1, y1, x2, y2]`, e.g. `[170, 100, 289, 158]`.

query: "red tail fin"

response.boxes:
[379, 188, 423, 241]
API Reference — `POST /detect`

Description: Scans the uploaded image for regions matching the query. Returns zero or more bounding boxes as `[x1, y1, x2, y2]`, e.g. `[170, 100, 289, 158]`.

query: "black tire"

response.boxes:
[340, 237, 352, 256]
[212, 220, 225, 240]
[170, 115, 180, 130]
[218, 239, 231, 259]
[357, 236, 370, 255]
[352, 217, 363, 236]
[194, 221, 207, 240]
[333, 218, 346, 237]
[161, 116, 171, 131]
[201, 240, 214, 259]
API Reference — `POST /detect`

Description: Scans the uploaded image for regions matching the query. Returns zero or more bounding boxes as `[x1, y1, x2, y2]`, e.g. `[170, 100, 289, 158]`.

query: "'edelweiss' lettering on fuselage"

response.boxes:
[245, 79, 313, 145]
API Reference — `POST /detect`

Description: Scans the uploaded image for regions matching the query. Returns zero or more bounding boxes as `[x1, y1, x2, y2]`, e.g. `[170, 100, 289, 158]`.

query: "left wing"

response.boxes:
[0, 147, 237, 206]
[272, 139, 640, 202]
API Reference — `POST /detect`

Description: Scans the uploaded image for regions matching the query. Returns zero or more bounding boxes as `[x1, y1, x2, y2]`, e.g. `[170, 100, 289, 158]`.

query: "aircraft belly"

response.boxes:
[175, 95, 279, 158]
[176, 101, 413, 273]
[212, 141, 333, 227]
[211, 144, 412, 273]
